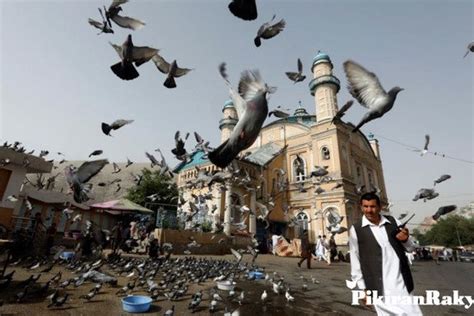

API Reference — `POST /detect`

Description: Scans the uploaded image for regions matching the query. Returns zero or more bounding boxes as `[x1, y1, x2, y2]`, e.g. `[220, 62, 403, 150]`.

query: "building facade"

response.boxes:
[175, 52, 388, 245]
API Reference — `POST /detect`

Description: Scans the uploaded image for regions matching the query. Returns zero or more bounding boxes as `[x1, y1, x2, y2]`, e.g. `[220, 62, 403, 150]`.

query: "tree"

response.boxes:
[126, 168, 178, 209]
[418, 215, 474, 248]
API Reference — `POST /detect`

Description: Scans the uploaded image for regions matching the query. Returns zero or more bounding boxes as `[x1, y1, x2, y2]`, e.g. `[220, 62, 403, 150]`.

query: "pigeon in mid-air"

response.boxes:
[89, 150, 103, 157]
[88, 8, 114, 34]
[209, 63, 275, 168]
[412, 188, 439, 202]
[101, 119, 134, 136]
[343, 60, 404, 132]
[434, 174, 451, 186]
[110, 34, 158, 80]
[254, 15, 286, 47]
[228, 0, 257, 21]
[65, 160, 108, 203]
[413, 134, 430, 156]
[285, 58, 306, 83]
[171, 131, 190, 161]
[152, 54, 192, 88]
[331, 100, 354, 124]
[103, 0, 145, 31]
[463, 42, 474, 58]
[268, 106, 290, 118]
[432, 205, 457, 220]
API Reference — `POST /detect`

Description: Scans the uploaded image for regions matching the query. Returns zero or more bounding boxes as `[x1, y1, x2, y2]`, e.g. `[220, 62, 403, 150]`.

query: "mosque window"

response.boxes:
[293, 156, 306, 182]
[321, 146, 330, 160]
[296, 211, 309, 235]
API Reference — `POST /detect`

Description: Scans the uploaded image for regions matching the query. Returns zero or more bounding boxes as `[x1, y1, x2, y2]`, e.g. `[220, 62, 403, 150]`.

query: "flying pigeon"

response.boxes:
[331, 100, 354, 124]
[254, 15, 286, 47]
[65, 159, 108, 203]
[88, 8, 114, 34]
[463, 42, 474, 58]
[268, 106, 290, 118]
[285, 58, 306, 83]
[171, 131, 189, 159]
[432, 205, 457, 220]
[110, 34, 158, 80]
[413, 134, 430, 156]
[228, 0, 257, 21]
[145, 152, 159, 168]
[152, 53, 192, 88]
[112, 162, 122, 174]
[101, 119, 134, 136]
[125, 158, 133, 168]
[89, 150, 103, 157]
[209, 63, 275, 168]
[412, 188, 439, 202]
[343, 60, 404, 132]
[103, 0, 145, 31]
[434, 174, 451, 186]
[230, 248, 243, 263]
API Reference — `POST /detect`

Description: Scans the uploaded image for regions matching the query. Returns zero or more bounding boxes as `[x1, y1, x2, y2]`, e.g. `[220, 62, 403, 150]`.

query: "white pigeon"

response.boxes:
[6, 195, 18, 202]
[261, 290, 268, 302]
[72, 214, 82, 223]
[285, 290, 295, 302]
[343, 60, 404, 132]
[345, 279, 357, 289]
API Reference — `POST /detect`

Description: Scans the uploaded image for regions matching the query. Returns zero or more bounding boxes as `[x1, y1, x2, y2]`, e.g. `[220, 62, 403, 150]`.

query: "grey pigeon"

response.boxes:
[412, 188, 439, 202]
[254, 15, 286, 47]
[65, 159, 108, 203]
[343, 60, 404, 132]
[89, 150, 103, 157]
[104, 0, 145, 31]
[268, 106, 290, 118]
[88, 8, 114, 34]
[145, 152, 159, 168]
[432, 205, 457, 220]
[285, 58, 306, 83]
[228, 0, 257, 21]
[331, 100, 354, 124]
[171, 131, 190, 160]
[463, 42, 474, 58]
[209, 63, 275, 168]
[110, 34, 158, 80]
[152, 53, 192, 88]
[101, 119, 134, 136]
[434, 174, 451, 186]
[413, 134, 430, 156]
[125, 158, 133, 168]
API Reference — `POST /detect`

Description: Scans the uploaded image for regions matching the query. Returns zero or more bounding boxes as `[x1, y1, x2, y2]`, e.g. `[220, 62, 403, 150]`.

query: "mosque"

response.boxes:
[174, 52, 388, 245]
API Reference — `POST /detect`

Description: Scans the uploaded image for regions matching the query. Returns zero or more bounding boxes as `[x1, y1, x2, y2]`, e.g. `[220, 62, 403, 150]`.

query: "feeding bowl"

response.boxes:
[248, 271, 264, 279]
[59, 251, 75, 260]
[216, 280, 236, 291]
[121, 295, 152, 313]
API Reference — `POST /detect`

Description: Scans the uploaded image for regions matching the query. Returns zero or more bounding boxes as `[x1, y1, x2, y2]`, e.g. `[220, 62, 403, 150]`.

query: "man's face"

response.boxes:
[360, 199, 381, 223]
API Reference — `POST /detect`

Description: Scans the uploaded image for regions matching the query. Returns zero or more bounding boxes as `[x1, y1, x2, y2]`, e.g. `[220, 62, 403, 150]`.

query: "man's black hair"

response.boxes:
[360, 192, 381, 206]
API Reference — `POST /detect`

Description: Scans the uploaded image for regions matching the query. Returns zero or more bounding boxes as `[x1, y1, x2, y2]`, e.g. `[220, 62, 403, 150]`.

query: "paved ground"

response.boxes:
[0, 254, 472, 315]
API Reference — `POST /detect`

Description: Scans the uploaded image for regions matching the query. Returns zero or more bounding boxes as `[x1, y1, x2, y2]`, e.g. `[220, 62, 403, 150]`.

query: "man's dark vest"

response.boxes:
[354, 215, 414, 296]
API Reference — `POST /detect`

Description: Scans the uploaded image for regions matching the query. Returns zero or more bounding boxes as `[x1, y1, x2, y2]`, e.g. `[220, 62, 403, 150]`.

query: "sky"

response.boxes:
[1, 0, 473, 228]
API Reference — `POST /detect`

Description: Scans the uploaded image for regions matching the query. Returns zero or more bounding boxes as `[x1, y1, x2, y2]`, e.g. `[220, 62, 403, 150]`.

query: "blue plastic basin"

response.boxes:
[60, 251, 75, 260]
[248, 271, 264, 279]
[121, 295, 152, 313]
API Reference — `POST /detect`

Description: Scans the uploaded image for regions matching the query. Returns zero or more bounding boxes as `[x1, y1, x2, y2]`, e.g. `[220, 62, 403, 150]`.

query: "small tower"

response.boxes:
[219, 99, 238, 143]
[308, 51, 341, 123]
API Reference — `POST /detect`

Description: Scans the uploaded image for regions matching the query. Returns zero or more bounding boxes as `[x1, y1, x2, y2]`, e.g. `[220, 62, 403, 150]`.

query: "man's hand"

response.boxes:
[396, 228, 409, 242]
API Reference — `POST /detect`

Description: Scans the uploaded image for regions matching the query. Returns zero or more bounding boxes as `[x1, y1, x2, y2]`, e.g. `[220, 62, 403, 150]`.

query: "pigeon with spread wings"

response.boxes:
[152, 53, 192, 88]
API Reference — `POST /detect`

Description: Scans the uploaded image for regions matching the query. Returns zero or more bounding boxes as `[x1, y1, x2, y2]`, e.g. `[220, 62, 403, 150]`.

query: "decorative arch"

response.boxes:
[292, 156, 307, 182]
[296, 210, 309, 237]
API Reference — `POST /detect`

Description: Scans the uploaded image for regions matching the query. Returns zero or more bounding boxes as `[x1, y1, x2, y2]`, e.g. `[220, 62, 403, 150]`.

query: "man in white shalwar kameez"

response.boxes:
[349, 193, 423, 316]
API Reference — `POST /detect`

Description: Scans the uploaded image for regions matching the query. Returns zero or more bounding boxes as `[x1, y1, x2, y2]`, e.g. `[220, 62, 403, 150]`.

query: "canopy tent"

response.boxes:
[90, 198, 153, 215]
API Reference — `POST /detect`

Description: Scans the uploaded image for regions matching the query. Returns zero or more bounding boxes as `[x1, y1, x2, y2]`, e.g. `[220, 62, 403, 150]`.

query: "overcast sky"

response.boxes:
[1, 0, 473, 227]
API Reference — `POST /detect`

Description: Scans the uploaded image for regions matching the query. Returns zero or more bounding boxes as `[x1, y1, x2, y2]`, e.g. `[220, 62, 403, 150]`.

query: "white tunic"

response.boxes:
[349, 215, 423, 315]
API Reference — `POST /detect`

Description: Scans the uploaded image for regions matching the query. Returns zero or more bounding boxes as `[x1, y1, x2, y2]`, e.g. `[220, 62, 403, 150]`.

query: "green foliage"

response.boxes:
[201, 220, 213, 233]
[417, 215, 474, 247]
[126, 168, 178, 208]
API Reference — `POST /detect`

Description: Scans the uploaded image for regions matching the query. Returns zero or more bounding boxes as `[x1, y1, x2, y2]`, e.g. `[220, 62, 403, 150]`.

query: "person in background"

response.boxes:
[297, 230, 312, 269]
[45, 222, 57, 256]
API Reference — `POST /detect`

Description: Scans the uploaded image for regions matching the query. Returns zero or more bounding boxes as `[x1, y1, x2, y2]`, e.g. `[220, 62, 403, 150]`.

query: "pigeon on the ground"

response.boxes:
[331, 100, 354, 124]
[65, 159, 108, 203]
[285, 58, 306, 83]
[110, 34, 158, 80]
[101, 119, 134, 136]
[209, 63, 275, 168]
[432, 205, 457, 220]
[103, 0, 145, 31]
[463, 42, 474, 58]
[228, 0, 257, 21]
[254, 15, 286, 47]
[152, 54, 192, 88]
[434, 174, 451, 186]
[343, 60, 404, 132]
